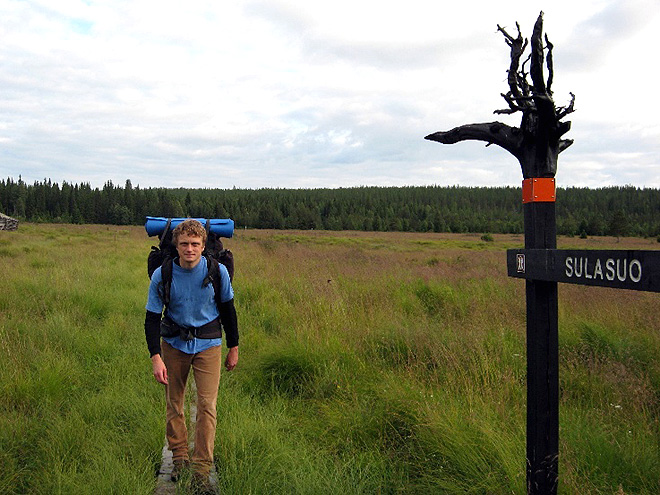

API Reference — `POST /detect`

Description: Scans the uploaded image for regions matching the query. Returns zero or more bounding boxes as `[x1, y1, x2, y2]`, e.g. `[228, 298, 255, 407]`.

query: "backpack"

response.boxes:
[147, 218, 235, 310]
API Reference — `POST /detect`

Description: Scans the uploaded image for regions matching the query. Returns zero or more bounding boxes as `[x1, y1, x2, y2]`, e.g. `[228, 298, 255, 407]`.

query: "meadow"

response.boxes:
[0, 224, 658, 494]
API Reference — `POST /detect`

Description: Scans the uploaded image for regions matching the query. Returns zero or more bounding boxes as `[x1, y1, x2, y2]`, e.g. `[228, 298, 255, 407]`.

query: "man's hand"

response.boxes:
[151, 354, 168, 385]
[225, 346, 238, 371]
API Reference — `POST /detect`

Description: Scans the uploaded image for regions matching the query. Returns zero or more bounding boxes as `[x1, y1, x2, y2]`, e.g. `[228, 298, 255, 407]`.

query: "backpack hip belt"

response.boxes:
[160, 316, 222, 341]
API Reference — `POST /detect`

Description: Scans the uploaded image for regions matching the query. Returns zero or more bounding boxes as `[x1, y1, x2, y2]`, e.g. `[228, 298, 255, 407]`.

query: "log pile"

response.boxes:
[0, 213, 19, 231]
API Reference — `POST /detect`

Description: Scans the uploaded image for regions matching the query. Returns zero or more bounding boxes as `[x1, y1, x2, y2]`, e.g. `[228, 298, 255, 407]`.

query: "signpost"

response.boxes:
[423, 12, 659, 493]
[521, 189, 559, 494]
[507, 183, 660, 494]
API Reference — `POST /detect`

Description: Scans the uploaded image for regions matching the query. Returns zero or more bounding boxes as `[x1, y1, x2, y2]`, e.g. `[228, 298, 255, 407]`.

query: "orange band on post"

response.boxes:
[522, 178, 556, 203]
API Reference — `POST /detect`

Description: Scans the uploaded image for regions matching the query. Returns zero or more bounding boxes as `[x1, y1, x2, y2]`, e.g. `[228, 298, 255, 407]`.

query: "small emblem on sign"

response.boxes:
[516, 254, 526, 273]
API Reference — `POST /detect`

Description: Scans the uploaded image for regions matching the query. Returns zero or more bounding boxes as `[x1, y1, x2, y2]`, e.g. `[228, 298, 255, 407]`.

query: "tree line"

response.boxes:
[1, 177, 658, 238]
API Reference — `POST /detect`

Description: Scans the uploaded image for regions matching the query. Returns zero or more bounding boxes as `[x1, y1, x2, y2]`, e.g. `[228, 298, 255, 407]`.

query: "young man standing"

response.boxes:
[145, 219, 238, 494]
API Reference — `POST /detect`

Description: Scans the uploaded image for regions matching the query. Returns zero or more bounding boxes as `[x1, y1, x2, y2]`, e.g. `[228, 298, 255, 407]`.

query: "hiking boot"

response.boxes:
[170, 459, 189, 482]
[191, 472, 216, 495]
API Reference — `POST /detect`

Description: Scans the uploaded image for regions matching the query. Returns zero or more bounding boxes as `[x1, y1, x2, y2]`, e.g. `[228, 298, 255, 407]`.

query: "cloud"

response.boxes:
[563, 0, 658, 70]
[0, 0, 658, 190]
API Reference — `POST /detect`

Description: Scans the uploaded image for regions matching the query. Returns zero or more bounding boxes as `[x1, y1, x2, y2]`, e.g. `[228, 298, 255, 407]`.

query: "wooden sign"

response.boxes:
[507, 249, 660, 293]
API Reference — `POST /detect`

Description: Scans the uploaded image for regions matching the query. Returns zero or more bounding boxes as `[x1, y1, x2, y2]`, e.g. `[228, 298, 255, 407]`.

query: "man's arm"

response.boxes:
[218, 299, 238, 348]
[218, 299, 239, 370]
[145, 310, 168, 384]
[145, 310, 162, 356]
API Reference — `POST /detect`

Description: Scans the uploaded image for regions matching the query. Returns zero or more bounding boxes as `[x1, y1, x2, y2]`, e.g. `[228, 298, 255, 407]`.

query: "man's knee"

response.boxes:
[196, 397, 217, 417]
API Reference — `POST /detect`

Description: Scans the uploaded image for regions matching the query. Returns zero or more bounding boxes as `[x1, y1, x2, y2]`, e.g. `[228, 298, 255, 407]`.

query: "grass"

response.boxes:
[1, 225, 659, 493]
[0, 224, 161, 494]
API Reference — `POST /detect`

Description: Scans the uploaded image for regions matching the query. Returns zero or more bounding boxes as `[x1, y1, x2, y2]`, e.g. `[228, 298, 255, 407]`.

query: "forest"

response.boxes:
[1, 177, 658, 238]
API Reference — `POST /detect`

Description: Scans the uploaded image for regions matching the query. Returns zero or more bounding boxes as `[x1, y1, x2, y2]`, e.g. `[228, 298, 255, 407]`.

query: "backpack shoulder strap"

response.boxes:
[158, 257, 174, 310]
[202, 256, 223, 310]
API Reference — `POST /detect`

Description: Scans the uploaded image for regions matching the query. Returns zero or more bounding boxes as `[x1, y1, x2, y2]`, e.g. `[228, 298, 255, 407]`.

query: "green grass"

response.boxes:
[0, 224, 161, 494]
[1, 225, 659, 494]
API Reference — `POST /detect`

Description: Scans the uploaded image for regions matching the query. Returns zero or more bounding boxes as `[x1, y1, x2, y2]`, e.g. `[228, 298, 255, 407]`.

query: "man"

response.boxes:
[145, 219, 238, 494]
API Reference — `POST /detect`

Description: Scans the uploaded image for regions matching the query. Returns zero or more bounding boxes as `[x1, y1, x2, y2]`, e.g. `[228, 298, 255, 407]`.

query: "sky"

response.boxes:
[1, 0, 659, 190]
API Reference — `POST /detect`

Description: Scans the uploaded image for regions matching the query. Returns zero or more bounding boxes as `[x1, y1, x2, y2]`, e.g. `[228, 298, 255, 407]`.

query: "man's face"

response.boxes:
[176, 233, 205, 268]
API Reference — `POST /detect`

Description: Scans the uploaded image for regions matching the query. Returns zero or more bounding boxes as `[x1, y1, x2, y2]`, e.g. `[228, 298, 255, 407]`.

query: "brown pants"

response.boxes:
[161, 340, 222, 476]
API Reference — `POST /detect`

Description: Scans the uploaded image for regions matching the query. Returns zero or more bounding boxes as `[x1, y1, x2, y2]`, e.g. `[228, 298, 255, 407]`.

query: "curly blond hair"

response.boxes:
[172, 219, 207, 245]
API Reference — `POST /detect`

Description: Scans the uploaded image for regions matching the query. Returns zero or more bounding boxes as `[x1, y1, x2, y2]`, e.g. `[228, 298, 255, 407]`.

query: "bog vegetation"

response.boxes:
[1, 177, 659, 238]
[1, 224, 659, 494]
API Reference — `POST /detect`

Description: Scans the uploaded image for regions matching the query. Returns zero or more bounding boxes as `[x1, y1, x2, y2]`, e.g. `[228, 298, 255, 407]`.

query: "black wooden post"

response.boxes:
[524, 199, 559, 494]
[507, 232, 659, 494]
[424, 14, 575, 492]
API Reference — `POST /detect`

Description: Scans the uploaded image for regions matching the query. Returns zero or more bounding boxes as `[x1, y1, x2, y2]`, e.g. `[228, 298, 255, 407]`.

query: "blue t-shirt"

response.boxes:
[146, 258, 233, 354]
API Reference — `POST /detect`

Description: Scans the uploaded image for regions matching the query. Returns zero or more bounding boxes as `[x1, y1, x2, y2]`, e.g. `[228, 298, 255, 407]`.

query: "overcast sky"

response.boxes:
[1, 0, 658, 190]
